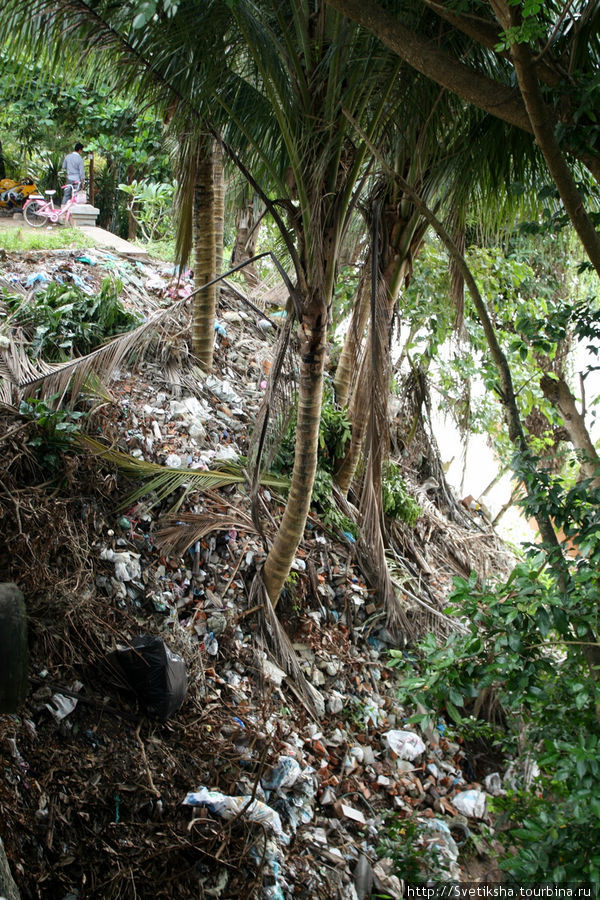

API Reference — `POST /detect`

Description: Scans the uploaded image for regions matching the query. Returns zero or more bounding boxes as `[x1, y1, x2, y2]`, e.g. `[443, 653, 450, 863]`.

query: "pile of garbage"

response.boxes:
[0, 246, 510, 898]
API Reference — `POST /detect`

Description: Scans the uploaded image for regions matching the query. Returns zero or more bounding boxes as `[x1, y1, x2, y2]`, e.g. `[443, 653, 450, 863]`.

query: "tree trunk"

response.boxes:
[192, 137, 217, 371]
[490, 0, 600, 279]
[126, 164, 138, 242]
[263, 297, 328, 605]
[540, 374, 600, 486]
[0, 140, 5, 181]
[333, 265, 371, 408]
[231, 199, 262, 287]
[213, 141, 225, 278]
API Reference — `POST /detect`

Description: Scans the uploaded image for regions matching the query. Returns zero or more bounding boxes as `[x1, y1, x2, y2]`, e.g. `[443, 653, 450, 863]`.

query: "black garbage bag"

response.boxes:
[0, 583, 28, 713]
[109, 636, 187, 720]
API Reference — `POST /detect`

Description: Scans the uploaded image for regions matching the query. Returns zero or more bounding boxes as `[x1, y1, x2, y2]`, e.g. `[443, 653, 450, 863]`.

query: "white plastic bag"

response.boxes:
[384, 729, 426, 761]
[452, 789, 487, 818]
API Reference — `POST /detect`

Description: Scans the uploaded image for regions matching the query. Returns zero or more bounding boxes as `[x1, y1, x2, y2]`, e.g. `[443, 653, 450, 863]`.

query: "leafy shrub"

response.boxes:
[6, 278, 141, 360]
[273, 387, 355, 536]
[388, 531, 600, 886]
[119, 179, 175, 242]
[19, 396, 85, 472]
[382, 463, 422, 526]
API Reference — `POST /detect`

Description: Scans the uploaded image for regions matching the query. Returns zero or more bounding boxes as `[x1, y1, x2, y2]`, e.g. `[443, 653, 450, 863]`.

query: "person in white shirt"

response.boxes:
[61, 142, 85, 205]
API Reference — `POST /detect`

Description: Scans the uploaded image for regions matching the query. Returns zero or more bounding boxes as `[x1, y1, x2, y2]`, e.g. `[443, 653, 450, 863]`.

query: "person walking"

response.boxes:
[61, 142, 85, 205]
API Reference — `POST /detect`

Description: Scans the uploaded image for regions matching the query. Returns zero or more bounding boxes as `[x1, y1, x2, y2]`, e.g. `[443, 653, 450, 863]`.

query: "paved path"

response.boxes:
[0, 214, 149, 259]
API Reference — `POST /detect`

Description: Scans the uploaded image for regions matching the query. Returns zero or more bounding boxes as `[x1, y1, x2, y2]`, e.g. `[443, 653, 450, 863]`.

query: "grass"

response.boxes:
[0, 225, 94, 252]
[140, 236, 176, 262]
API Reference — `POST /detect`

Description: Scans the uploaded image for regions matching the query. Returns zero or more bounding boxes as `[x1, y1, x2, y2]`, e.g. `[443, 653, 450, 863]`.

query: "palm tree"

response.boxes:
[323, 0, 600, 276]
[3, 0, 405, 605]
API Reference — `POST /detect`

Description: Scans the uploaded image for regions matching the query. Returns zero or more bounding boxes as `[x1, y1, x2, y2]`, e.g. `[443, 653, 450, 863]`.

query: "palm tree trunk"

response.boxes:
[231, 199, 262, 287]
[213, 141, 225, 278]
[192, 137, 216, 371]
[263, 297, 327, 605]
[333, 265, 370, 407]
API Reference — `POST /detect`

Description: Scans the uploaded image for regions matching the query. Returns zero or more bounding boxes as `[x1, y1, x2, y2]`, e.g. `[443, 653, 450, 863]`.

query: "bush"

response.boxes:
[382, 463, 422, 526]
[6, 277, 141, 360]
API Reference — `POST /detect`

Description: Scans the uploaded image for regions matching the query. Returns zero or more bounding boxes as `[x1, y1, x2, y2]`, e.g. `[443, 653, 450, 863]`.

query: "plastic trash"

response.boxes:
[384, 729, 426, 761]
[262, 756, 302, 791]
[452, 788, 487, 818]
[99, 548, 141, 582]
[420, 818, 460, 879]
[484, 772, 504, 796]
[183, 787, 289, 843]
[354, 853, 374, 899]
[45, 685, 82, 722]
[25, 272, 49, 287]
[108, 636, 187, 720]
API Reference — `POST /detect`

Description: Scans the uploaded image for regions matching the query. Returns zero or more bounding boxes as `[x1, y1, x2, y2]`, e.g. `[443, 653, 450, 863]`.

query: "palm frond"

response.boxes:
[154, 509, 258, 556]
[80, 436, 289, 511]
[250, 573, 324, 720]
[0, 287, 194, 408]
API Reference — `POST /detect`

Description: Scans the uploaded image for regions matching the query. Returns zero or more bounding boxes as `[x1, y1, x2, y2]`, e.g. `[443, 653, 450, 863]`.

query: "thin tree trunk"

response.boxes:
[540, 374, 600, 486]
[333, 265, 370, 407]
[231, 199, 262, 287]
[127, 164, 138, 242]
[192, 137, 216, 371]
[490, 0, 600, 279]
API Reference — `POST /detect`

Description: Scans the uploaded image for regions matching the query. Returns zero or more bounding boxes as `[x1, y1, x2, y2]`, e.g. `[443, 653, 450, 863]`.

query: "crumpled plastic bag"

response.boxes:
[183, 786, 289, 843]
[452, 788, 487, 818]
[384, 729, 426, 761]
[108, 636, 187, 721]
[262, 756, 302, 792]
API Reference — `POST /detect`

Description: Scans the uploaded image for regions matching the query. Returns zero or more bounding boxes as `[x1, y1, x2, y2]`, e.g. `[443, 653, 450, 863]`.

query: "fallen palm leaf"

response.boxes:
[80, 436, 289, 510]
[154, 509, 258, 556]
[251, 573, 324, 720]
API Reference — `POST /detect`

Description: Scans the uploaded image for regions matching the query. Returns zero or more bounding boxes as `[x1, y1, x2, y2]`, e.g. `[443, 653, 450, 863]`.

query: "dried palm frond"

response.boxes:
[250, 573, 324, 720]
[154, 509, 258, 556]
[80, 436, 289, 512]
[0, 294, 189, 408]
[385, 548, 467, 640]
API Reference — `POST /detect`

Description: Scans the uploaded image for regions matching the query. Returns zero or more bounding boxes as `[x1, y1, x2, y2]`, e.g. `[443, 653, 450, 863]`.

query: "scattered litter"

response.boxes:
[384, 729, 426, 761]
[183, 787, 290, 843]
[452, 789, 487, 819]
[108, 636, 188, 720]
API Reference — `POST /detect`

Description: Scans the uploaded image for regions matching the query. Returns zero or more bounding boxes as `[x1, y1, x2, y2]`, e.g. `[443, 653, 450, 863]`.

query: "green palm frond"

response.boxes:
[80, 436, 289, 511]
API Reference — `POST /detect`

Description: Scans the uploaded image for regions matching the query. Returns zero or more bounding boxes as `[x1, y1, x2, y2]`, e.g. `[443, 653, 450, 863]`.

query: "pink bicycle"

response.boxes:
[23, 182, 83, 228]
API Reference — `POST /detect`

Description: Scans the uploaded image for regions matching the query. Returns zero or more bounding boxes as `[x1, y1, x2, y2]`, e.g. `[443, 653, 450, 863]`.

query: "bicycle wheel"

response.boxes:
[24, 200, 48, 228]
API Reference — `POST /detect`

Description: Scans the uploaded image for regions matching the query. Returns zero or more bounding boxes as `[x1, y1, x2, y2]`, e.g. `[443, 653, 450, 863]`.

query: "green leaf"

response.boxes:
[448, 688, 465, 707]
[445, 700, 463, 724]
